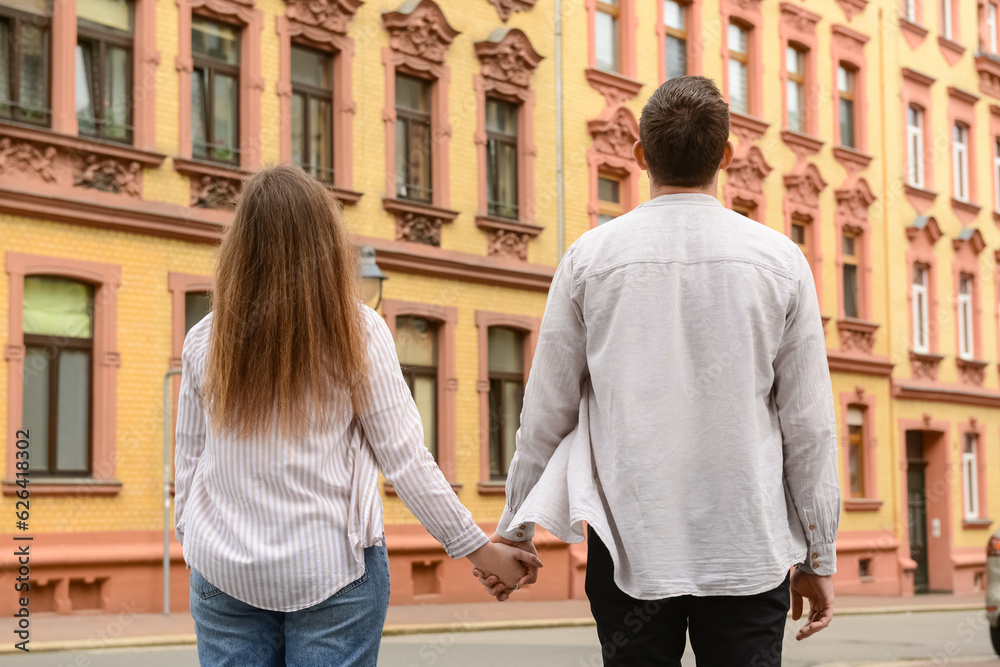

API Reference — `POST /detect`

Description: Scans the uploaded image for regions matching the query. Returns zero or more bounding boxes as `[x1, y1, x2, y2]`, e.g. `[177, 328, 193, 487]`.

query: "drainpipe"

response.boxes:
[555, 0, 566, 261]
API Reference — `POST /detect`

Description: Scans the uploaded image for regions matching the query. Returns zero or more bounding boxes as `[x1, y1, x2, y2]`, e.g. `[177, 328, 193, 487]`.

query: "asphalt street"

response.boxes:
[2, 610, 999, 667]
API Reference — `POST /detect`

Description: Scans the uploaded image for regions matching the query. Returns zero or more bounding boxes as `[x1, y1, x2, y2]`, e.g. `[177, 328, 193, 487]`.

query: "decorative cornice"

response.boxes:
[780, 130, 824, 161]
[827, 352, 894, 376]
[584, 68, 644, 106]
[474, 28, 543, 90]
[957, 358, 989, 387]
[938, 36, 966, 67]
[358, 233, 554, 292]
[382, 0, 459, 65]
[905, 215, 943, 243]
[901, 67, 935, 87]
[832, 24, 870, 51]
[725, 145, 773, 196]
[730, 112, 770, 151]
[833, 0, 867, 22]
[779, 2, 821, 34]
[894, 382, 1000, 408]
[485, 0, 536, 22]
[903, 184, 938, 212]
[952, 228, 987, 255]
[383, 197, 459, 247]
[173, 157, 247, 209]
[899, 17, 928, 49]
[835, 177, 876, 231]
[837, 318, 878, 355]
[832, 146, 873, 175]
[948, 86, 980, 105]
[588, 105, 640, 161]
[783, 163, 826, 213]
[909, 350, 945, 381]
[475, 215, 541, 262]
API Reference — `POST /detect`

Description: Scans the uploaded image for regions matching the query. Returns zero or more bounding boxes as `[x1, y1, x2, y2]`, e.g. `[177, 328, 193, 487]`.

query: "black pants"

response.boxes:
[585, 527, 791, 667]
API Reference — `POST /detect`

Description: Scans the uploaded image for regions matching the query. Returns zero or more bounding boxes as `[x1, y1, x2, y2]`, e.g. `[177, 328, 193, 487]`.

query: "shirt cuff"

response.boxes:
[497, 504, 536, 542]
[443, 523, 490, 560]
[797, 541, 837, 576]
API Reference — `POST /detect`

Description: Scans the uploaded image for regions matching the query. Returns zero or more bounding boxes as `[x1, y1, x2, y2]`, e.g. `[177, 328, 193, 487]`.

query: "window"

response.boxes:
[791, 222, 808, 257]
[728, 22, 750, 115]
[989, 2, 998, 52]
[903, 0, 916, 22]
[488, 327, 524, 480]
[0, 0, 51, 125]
[994, 138, 1000, 211]
[290, 45, 333, 182]
[395, 74, 432, 203]
[663, 0, 687, 80]
[597, 174, 623, 225]
[486, 97, 518, 220]
[191, 17, 240, 163]
[786, 45, 806, 133]
[595, 0, 620, 73]
[846, 406, 865, 499]
[76, 0, 132, 142]
[838, 64, 857, 149]
[958, 274, 974, 360]
[842, 233, 859, 319]
[396, 316, 438, 460]
[963, 433, 979, 519]
[907, 105, 924, 188]
[912, 265, 929, 353]
[21, 277, 94, 476]
[953, 122, 969, 201]
[941, 0, 953, 39]
[185, 291, 211, 335]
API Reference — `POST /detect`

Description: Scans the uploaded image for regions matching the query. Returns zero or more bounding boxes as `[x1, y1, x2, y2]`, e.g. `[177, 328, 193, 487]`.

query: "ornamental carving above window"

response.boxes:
[382, 0, 459, 66]
[726, 145, 772, 196]
[486, 0, 536, 22]
[783, 163, 826, 214]
[588, 106, 640, 162]
[475, 28, 543, 90]
[834, 177, 875, 231]
[285, 0, 362, 34]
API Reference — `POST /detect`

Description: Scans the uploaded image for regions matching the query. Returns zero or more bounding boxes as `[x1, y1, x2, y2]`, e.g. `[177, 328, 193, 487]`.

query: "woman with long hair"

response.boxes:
[174, 165, 539, 666]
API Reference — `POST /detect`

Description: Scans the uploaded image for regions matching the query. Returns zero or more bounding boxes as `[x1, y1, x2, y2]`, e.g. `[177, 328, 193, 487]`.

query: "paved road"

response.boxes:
[2, 610, 999, 667]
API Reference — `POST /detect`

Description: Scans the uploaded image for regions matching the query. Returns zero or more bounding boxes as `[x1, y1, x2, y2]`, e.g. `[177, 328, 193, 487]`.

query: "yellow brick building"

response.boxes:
[2, 0, 999, 615]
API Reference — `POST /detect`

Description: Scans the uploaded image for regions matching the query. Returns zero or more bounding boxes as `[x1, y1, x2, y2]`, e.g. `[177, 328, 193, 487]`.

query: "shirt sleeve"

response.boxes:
[772, 249, 841, 576]
[498, 246, 588, 542]
[358, 307, 488, 559]
[174, 330, 208, 546]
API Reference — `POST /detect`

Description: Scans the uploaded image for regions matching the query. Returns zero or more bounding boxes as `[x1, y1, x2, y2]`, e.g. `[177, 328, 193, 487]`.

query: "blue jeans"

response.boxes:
[189, 543, 391, 667]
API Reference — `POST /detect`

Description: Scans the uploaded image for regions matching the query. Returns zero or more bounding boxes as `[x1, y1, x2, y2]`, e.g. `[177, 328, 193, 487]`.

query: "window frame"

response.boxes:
[846, 406, 865, 499]
[839, 391, 881, 509]
[912, 264, 930, 353]
[941, 0, 954, 40]
[963, 432, 979, 520]
[76, 3, 134, 144]
[485, 95, 519, 220]
[842, 231, 861, 319]
[594, 0, 621, 74]
[727, 20, 751, 116]
[23, 314, 95, 477]
[958, 273, 975, 360]
[838, 62, 858, 149]
[395, 315, 440, 461]
[486, 327, 525, 482]
[190, 16, 241, 165]
[907, 104, 925, 188]
[474, 310, 539, 493]
[394, 72, 433, 204]
[597, 171, 624, 225]
[289, 42, 334, 183]
[0, 3, 53, 126]
[994, 137, 1000, 212]
[785, 43, 807, 134]
[662, 0, 688, 81]
[988, 1, 999, 53]
[953, 122, 970, 202]
[4, 253, 121, 496]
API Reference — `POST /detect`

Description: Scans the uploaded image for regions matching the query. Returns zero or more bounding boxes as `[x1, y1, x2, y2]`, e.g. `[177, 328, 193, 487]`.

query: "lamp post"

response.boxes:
[359, 245, 387, 310]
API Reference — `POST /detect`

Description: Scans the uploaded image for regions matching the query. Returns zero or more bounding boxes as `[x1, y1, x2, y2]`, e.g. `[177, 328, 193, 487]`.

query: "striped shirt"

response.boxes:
[174, 306, 488, 612]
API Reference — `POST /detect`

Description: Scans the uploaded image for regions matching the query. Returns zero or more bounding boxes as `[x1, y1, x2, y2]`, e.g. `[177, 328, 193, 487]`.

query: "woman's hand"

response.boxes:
[466, 542, 543, 599]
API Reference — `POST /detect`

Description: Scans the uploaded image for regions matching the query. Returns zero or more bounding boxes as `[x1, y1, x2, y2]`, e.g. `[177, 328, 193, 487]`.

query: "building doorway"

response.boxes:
[906, 430, 929, 593]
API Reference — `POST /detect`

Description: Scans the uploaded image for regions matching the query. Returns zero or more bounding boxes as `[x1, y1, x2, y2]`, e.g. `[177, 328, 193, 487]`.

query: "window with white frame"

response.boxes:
[963, 432, 979, 519]
[994, 138, 1000, 212]
[727, 22, 750, 115]
[663, 0, 687, 80]
[846, 406, 865, 499]
[903, 0, 916, 22]
[912, 265, 929, 353]
[958, 274, 974, 360]
[989, 2, 998, 52]
[953, 122, 969, 202]
[941, 0, 953, 39]
[907, 105, 924, 188]
[786, 45, 806, 133]
[595, 0, 621, 73]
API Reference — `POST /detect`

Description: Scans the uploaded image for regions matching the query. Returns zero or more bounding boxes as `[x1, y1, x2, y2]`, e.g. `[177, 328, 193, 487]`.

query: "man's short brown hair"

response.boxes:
[639, 76, 730, 189]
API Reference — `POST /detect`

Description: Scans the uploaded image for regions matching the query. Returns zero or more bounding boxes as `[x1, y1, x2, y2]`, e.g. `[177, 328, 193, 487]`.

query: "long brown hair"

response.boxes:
[205, 165, 369, 438]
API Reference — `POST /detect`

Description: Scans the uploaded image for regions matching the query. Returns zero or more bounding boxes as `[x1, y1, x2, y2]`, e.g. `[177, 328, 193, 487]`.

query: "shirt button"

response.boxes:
[519, 524, 527, 530]
[812, 562, 820, 569]
[516, 532, 524, 538]
[812, 552, 819, 559]
[808, 524, 815, 531]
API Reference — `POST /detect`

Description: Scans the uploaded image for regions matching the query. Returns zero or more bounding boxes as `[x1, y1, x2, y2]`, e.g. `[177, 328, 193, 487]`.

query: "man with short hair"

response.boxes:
[482, 76, 840, 665]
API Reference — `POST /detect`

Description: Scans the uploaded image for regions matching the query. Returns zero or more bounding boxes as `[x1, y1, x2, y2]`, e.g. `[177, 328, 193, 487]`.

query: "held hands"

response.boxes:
[790, 567, 835, 640]
[466, 537, 542, 602]
[471, 532, 542, 602]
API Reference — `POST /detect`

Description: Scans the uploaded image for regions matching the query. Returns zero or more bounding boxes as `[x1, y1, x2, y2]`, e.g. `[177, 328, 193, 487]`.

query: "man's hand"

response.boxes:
[472, 532, 541, 602]
[790, 567, 834, 640]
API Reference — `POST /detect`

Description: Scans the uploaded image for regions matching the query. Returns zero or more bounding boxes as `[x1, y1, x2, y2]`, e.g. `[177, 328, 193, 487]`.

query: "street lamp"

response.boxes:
[358, 245, 387, 310]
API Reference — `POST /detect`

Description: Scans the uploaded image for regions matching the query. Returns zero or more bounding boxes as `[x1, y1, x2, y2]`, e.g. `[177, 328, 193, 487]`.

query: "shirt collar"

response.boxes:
[642, 193, 723, 208]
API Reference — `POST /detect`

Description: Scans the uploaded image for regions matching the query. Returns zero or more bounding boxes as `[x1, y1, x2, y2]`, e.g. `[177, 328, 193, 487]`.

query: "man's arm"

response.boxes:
[773, 249, 841, 575]
[497, 246, 588, 542]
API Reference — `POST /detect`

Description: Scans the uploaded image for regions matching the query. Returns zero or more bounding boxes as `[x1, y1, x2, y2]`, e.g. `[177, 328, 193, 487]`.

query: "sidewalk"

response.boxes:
[4, 592, 987, 654]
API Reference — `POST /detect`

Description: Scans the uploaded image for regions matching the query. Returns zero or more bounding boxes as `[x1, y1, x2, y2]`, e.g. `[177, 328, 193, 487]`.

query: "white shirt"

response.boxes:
[498, 193, 841, 599]
[175, 307, 487, 612]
